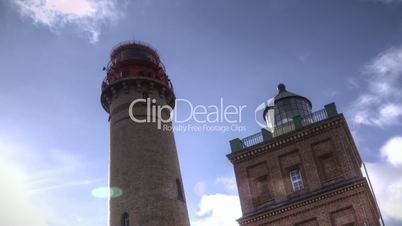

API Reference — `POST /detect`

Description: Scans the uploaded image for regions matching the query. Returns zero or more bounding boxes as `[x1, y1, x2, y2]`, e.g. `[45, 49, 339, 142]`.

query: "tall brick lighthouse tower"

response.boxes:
[100, 41, 190, 226]
[228, 84, 382, 225]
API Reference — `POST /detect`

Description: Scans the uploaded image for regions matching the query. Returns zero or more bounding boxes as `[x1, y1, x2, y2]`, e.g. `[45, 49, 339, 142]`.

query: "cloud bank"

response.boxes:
[381, 136, 402, 167]
[350, 45, 402, 127]
[191, 176, 241, 226]
[14, 0, 122, 43]
[366, 136, 402, 221]
[192, 193, 242, 226]
[348, 45, 402, 224]
[366, 162, 402, 221]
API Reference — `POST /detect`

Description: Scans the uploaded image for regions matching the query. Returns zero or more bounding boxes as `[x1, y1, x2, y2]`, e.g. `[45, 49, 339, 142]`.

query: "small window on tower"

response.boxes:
[121, 212, 129, 226]
[176, 179, 185, 201]
[290, 169, 304, 192]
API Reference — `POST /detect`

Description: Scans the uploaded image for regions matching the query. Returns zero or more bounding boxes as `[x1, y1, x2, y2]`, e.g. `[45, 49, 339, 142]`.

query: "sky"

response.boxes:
[0, 0, 402, 225]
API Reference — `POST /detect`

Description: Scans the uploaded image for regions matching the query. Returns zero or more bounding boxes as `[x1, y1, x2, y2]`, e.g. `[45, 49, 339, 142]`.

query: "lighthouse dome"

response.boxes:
[264, 84, 312, 131]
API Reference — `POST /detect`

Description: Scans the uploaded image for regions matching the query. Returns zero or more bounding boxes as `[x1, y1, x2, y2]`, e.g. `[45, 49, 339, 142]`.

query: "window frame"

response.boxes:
[121, 212, 129, 226]
[289, 168, 304, 192]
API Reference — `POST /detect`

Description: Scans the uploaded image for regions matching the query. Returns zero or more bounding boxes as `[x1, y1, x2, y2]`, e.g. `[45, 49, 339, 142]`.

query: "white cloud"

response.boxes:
[13, 0, 121, 43]
[365, 162, 402, 221]
[381, 136, 402, 167]
[192, 193, 242, 226]
[349, 45, 402, 127]
[362, 136, 402, 223]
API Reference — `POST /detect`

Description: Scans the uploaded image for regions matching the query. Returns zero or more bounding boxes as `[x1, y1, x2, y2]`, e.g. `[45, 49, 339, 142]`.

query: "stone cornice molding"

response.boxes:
[239, 178, 368, 225]
[227, 115, 346, 164]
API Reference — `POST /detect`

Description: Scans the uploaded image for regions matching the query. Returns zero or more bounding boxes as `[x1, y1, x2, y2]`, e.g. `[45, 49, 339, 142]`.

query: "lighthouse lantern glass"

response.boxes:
[274, 97, 311, 127]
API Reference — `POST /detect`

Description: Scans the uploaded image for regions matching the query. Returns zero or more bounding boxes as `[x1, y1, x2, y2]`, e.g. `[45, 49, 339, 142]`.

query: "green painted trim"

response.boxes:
[325, 102, 338, 117]
[230, 138, 242, 152]
[261, 129, 272, 141]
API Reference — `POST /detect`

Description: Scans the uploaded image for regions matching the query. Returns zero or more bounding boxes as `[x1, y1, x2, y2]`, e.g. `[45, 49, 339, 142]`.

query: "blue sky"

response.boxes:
[0, 0, 402, 225]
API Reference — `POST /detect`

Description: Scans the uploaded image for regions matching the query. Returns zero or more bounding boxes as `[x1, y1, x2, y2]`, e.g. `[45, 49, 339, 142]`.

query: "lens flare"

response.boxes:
[91, 186, 123, 198]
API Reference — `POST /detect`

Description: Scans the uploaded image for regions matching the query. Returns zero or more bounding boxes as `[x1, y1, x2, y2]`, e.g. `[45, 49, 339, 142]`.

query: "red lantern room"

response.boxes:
[100, 41, 175, 112]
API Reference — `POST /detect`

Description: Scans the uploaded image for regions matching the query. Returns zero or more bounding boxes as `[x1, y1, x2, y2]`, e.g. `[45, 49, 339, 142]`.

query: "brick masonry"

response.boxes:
[227, 114, 380, 226]
[101, 43, 190, 226]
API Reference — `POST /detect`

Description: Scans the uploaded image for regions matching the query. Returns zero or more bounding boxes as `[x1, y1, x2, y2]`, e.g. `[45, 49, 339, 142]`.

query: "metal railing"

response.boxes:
[240, 108, 330, 148]
[110, 40, 161, 60]
[273, 121, 296, 137]
[107, 40, 165, 70]
[104, 54, 165, 75]
[102, 74, 174, 92]
[102, 40, 169, 89]
[301, 109, 328, 127]
[241, 132, 263, 148]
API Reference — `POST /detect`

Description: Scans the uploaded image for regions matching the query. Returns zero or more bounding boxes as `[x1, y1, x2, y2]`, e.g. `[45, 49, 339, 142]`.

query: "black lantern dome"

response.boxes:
[264, 84, 312, 131]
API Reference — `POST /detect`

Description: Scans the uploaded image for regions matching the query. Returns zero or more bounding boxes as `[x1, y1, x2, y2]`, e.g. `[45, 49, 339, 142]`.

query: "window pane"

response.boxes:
[290, 169, 304, 192]
[121, 213, 129, 226]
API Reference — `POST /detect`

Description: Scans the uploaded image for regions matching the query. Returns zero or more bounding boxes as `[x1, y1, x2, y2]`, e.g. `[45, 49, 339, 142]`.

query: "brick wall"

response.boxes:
[228, 115, 380, 226]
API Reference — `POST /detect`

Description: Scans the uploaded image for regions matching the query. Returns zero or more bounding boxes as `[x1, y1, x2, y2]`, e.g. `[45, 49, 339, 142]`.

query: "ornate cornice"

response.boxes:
[227, 114, 346, 164]
[239, 178, 368, 225]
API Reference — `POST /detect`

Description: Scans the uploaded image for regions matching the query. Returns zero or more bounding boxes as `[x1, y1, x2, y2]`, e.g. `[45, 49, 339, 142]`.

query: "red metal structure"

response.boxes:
[101, 41, 174, 112]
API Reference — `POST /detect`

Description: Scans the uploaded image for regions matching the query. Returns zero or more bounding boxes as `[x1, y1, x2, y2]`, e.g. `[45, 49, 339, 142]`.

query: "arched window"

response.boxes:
[121, 212, 129, 226]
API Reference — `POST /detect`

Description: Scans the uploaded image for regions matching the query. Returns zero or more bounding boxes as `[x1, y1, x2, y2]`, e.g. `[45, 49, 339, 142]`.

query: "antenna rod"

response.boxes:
[363, 162, 385, 226]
